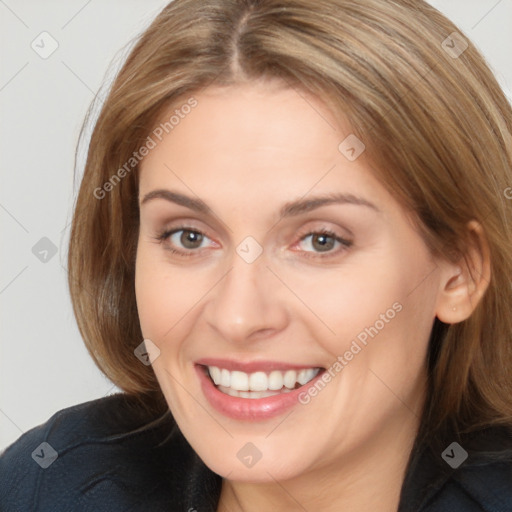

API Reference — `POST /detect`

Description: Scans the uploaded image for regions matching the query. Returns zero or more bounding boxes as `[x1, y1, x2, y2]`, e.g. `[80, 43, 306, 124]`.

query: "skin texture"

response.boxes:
[135, 81, 489, 511]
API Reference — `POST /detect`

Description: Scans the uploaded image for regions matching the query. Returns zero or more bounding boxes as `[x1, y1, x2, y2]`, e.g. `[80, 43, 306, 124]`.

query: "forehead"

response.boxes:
[138, 84, 391, 214]
[141, 84, 337, 169]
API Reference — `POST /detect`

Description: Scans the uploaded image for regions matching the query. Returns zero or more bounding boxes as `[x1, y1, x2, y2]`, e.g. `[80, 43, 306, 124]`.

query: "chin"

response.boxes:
[193, 436, 317, 483]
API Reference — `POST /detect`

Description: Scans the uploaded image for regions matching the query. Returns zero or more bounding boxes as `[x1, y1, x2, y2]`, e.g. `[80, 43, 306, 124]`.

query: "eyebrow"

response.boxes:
[140, 189, 380, 216]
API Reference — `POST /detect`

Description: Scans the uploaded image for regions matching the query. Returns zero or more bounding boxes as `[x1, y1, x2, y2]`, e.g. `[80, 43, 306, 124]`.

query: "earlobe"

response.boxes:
[435, 220, 491, 324]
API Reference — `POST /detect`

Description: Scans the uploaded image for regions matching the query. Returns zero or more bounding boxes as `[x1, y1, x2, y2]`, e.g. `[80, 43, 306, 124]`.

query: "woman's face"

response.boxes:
[135, 82, 445, 481]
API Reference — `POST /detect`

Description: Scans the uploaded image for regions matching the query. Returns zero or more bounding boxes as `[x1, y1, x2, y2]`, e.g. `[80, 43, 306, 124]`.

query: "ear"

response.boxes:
[435, 220, 491, 324]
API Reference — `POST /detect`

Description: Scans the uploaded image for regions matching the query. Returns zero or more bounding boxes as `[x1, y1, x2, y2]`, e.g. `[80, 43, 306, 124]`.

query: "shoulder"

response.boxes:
[438, 427, 512, 512]
[434, 457, 512, 511]
[402, 426, 512, 512]
[0, 393, 202, 512]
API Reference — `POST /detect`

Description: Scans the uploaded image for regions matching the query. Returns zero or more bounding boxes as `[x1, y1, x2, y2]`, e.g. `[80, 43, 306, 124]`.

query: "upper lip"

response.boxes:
[195, 358, 323, 373]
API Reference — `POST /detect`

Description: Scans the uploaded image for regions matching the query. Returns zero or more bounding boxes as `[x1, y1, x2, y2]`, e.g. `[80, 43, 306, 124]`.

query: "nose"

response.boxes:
[203, 252, 289, 344]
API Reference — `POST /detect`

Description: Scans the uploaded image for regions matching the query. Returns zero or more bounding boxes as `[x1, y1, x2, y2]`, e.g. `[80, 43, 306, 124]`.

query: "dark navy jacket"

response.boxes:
[1, 392, 511, 511]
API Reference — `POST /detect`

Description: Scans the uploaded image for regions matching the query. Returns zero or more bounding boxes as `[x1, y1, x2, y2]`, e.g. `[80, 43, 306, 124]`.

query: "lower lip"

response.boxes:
[196, 365, 325, 421]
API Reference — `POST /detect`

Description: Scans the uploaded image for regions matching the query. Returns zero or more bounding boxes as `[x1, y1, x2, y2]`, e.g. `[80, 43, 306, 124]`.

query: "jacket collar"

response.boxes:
[174, 424, 512, 511]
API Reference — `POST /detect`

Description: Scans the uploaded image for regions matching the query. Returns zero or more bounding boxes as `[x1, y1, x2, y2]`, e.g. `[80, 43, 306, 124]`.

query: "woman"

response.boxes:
[1, 0, 511, 510]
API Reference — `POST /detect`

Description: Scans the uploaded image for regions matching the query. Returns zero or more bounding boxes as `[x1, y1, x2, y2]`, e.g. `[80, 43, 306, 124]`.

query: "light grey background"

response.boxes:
[1, 0, 511, 451]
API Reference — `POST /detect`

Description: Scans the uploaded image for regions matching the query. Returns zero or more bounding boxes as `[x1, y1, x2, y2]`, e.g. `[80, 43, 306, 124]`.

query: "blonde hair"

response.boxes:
[69, 0, 512, 447]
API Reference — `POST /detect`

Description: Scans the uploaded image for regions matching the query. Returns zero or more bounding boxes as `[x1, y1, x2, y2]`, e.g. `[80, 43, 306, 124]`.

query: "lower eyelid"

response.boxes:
[298, 241, 352, 256]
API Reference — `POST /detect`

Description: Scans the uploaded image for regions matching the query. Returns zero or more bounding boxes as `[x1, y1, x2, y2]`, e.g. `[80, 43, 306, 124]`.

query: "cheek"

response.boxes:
[134, 245, 223, 373]
[288, 249, 435, 384]
[134, 248, 200, 413]
[277, 256, 407, 345]
[134, 246, 193, 341]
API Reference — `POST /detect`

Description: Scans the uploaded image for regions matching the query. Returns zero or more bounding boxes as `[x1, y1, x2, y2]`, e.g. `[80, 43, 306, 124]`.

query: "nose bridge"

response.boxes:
[205, 249, 287, 341]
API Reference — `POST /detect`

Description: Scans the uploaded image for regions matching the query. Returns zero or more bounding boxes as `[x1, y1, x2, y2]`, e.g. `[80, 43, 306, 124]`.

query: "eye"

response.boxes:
[296, 229, 352, 256]
[154, 227, 216, 256]
[152, 226, 351, 258]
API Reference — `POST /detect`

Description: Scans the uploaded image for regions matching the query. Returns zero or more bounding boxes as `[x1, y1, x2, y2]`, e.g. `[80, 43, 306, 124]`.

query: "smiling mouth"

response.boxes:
[201, 365, 324, 399]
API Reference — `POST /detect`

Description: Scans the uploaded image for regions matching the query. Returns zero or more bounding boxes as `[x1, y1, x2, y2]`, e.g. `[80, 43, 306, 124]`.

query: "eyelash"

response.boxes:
[152, 226, 353, 259]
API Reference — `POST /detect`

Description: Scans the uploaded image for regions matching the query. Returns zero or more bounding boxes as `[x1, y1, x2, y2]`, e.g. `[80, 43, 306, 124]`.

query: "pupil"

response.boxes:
[181, 230, 203, 249]
[313, 234, 334, 252]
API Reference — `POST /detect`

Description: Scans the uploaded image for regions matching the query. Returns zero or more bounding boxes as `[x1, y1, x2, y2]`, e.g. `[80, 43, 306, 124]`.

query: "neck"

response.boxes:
[217, 407, 421, 512]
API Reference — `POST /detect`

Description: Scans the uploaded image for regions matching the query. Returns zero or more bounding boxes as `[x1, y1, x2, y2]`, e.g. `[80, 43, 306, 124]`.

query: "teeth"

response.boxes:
[268, 371, 284, 390]
[231, 371, 249, 391]
[207, 366, 320, 393]
[249, 371, 268, 391]
[209, 366, 221, 385]
[283, 370, 297, 389]
[220, 369, 230, 387]
[218, 386, 283, 399]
